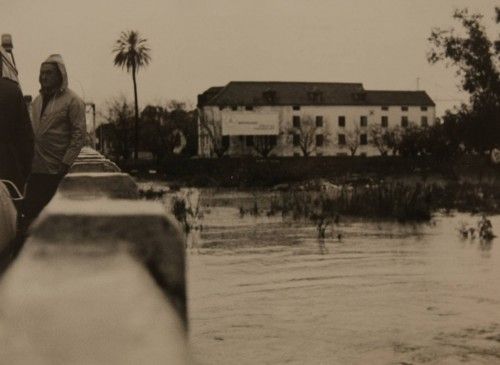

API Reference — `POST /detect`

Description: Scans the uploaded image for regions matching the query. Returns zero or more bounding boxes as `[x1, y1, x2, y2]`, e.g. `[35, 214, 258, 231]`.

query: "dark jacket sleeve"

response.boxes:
[62, 96, 86, 166]
[10, 86, 34, 183]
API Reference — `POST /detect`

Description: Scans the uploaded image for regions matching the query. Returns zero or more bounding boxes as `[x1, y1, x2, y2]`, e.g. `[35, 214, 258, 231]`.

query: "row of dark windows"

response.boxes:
[222, 133, 375, 149]
[337, 134, 368, 145]
[291, 133, 369, 147]
[224, 105, 430, 111]
[291, 105, 428, 111]
[293, 115, 429, 128]
[241, 135, 278, 147]
[292, 134, 324, 147]
[293, 115, 324, 128]
[221, 135, 281, 148]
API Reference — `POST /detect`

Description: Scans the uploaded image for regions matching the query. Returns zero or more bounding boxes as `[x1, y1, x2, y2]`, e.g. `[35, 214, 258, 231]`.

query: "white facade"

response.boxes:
[199, 104, 436, 157]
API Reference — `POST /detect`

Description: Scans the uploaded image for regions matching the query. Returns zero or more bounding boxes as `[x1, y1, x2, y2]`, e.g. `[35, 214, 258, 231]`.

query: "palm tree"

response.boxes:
[112, 30, 151, 160]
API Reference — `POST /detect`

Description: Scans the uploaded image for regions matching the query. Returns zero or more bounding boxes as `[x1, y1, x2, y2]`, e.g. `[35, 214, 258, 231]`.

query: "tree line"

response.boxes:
[96, 97, 198, 162]
[109, 7, 498, 162]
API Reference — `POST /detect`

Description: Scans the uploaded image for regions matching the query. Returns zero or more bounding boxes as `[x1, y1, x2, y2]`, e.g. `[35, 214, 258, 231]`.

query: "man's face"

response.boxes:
[39, 63, 61, 90]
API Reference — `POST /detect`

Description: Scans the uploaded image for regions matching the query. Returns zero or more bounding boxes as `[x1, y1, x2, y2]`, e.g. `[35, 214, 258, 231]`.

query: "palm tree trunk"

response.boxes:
[132, 63, 139, 160]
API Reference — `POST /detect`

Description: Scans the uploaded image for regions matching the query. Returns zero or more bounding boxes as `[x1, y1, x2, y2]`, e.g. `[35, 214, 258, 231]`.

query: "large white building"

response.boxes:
[197, 81, 436, 157]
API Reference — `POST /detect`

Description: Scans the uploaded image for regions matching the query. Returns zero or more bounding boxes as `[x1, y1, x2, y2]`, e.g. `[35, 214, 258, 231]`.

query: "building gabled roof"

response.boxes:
[197, 86, 225, 107]
[203, 86, 225, 95]
[199, 81, 435, 107]
[365, 90, 435, 106]
[203, 81, 365, 106]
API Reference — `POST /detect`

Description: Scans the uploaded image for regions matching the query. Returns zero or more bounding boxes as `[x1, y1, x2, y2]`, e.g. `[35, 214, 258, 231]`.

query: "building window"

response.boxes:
[421, 116, 428, 127]
[381, 116, 388, 127]
[338, 116, 346, 127]
[316, 116, 323, 127]
[401, 116, 409, 128]
[292, 105, 300, 111]
[308, 90, 323, 103]
[360, 116, 368, 127]
[293, 134, 300, 146]
[245, 105, 253, 111]
[222, 136, 230, 149]
[316, 134, 324, 147]
[381, 106, 389, 111]
[270, 135, 277, 146]
[360, 134, 368, 145]
[231, 105, 238, 111]
[420, 106, 428, 111]
[218, 105, 225, 110]
[338, 134, 346, 145]
[401, 106, 408, 111]
[263, 89, 277, 104]
[293, 116, 301, 128]
[246, 135, 254, 147]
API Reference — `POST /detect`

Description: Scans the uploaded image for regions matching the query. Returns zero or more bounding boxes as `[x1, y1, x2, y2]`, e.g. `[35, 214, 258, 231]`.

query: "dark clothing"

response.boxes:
[0, 78, 34, 193]
[40, 94, 52, 117]
[19, 55, 85, 232]
[21, 173, 63, 225]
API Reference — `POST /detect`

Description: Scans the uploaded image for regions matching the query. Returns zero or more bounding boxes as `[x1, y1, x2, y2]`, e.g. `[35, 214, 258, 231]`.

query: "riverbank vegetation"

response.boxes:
[234, 179, 499, 223]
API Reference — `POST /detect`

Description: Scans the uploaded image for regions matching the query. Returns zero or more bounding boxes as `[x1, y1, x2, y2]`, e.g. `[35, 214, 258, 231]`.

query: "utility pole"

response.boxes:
[85, 102, 96, 149]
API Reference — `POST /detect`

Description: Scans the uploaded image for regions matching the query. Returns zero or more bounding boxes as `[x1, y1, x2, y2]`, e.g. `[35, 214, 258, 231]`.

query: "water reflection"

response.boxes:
[479, 239, 493, 258]
[317, 238, 328, 255]
[181, 190, 499, 364]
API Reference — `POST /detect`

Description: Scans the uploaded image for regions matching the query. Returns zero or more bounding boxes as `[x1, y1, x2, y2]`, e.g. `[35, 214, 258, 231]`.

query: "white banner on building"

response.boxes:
[222, 112, 279, 135]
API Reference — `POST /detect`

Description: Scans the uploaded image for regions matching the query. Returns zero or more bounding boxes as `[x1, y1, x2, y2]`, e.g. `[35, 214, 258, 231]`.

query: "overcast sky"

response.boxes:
[3, 0, 498, 122]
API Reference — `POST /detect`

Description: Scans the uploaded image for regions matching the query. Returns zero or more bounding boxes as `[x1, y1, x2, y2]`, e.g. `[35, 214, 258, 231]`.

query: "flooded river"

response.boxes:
[163, 188, 500, 365]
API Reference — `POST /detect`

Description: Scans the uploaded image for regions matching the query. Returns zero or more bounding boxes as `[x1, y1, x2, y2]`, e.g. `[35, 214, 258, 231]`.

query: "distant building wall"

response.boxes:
[199, 104, 436, 157]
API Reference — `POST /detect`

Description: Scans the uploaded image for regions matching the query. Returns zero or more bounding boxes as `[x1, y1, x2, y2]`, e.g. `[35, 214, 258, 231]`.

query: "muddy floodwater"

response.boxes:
[179, 189, 500, 365]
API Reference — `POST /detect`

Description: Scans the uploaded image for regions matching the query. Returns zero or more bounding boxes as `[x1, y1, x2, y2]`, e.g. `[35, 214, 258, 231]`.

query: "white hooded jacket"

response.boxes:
[31, 54, 86, 174]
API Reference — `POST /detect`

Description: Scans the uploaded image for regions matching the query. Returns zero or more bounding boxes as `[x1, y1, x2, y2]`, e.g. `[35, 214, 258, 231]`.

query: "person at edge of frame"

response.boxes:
[0, 36, 34, 269]
[20, 54, 86, 230]
[0, 40, 34, 212]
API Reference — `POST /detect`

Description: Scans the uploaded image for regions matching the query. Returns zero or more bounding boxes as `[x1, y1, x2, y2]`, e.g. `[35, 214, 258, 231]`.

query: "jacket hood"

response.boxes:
[1, 47, 18, 83]
[42, 54, 68, 91]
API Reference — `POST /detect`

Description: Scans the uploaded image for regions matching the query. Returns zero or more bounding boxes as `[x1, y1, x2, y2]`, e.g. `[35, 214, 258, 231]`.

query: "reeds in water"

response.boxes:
[274, 183, 433, 222]
[274, 180, 498, 222]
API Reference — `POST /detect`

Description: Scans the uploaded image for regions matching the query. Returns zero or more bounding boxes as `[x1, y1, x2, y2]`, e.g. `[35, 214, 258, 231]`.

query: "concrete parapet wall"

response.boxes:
[70, 160, 121, 173]
[31, 199, 187, 323]
[58, 172, 139, 199]
[0, 242, 189, 364]
[0, 148, 189, 363]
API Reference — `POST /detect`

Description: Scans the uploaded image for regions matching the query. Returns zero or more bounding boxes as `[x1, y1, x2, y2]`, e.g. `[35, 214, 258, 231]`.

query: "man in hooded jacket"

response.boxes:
[22, 54, 86, 226]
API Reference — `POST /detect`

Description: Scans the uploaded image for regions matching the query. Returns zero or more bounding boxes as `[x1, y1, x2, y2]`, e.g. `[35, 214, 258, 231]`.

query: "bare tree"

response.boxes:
[252, 135, 279, 158]
[198, 113, 228, 158]
[167, 100, 187, 111]
[290, 116, 319, 157]
[345, 126, 361, 156]
[100, 96, 135, 160]
[369, 125, 391, 156]
[385, 126, 403, 155]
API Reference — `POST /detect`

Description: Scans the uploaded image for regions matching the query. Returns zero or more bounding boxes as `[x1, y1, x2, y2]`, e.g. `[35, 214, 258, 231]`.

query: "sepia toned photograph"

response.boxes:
[1, 1, 499, 364]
